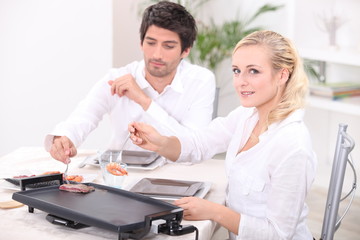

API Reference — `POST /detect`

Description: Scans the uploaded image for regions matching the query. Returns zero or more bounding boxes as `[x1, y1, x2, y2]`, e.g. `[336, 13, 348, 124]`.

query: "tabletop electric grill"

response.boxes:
[12, 174, 198, 240]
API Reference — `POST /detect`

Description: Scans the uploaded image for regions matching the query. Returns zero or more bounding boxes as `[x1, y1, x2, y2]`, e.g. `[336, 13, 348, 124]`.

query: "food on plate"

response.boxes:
[7, 174, 59, 188]
[7, 172, 86, 188]
[65, 175, 84, 183]
[106, 162, 128, 176]
[13, 175, 36, 178]
[41, 171, 61, 175]
[59, 184, 95, 193]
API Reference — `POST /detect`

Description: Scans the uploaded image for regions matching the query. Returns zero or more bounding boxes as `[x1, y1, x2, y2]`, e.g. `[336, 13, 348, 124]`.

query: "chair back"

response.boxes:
[320, 123, 355, 240]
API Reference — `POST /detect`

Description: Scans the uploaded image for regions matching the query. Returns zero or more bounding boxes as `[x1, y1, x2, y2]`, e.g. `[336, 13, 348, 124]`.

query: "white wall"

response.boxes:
[292, 0, 360, 195]
[1, 0, 359, 197]
[0, 0, 113, 157]
[293, 0, 360, 51]
[112, 0, 142, 67]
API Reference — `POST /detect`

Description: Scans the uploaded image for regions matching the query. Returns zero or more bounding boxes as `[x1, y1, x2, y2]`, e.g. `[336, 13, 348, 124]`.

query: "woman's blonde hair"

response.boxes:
[233, 30, 308, 126]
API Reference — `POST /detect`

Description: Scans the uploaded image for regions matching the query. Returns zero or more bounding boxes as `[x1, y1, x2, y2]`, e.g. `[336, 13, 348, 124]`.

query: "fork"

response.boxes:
[118, 133, 131, 162]
[64, 162, 70, 184]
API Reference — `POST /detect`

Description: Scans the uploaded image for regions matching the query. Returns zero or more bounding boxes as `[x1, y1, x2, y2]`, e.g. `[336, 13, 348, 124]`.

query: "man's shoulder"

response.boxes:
[109, 60, 143, 77]
[179, 60, 214, 78]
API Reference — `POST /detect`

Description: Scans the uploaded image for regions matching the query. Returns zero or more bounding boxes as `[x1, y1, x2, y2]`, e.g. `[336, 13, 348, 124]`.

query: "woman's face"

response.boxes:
[232, 45, 286, 113]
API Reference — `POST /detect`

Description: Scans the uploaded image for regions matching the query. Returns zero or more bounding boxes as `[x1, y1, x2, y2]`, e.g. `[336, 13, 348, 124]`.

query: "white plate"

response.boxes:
[0, 173, 98, 191]
[79, 154, 165, 171]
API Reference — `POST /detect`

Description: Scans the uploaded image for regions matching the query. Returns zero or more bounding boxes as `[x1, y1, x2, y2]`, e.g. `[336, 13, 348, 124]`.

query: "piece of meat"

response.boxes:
[59, 184, 95, 193]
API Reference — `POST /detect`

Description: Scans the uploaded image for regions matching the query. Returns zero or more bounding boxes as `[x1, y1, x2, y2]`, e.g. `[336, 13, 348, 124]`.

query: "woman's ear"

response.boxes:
[279, 68, 290, 85]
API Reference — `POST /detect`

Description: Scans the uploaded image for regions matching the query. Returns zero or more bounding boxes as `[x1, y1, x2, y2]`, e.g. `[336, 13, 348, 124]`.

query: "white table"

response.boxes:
[0, 147, 227, 240]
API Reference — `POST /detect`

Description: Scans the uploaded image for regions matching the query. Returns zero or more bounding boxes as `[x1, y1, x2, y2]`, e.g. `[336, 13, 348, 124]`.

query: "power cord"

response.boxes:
[158, 219, 199, 240]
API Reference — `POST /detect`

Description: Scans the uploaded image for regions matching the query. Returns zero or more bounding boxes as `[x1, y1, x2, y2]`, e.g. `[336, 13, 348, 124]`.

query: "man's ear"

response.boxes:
[181, 47, 191, 58]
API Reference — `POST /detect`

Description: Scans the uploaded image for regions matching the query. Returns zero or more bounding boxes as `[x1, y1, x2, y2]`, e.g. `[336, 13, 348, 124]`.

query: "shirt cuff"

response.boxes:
[44, 134, 54, 152]
[146, 100, 168, 124]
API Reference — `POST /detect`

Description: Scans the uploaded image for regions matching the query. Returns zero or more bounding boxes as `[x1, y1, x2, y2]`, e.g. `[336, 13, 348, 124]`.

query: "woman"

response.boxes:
[129, 30, 317, 240]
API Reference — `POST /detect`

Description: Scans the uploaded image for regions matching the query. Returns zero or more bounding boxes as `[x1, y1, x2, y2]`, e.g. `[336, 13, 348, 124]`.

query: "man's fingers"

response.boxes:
[50, 140, 66, 163]
[69, 146, 77, 158]
[61, 137, 71, 155]
[51, 136, 74, 164]
[109, 80, 116, 95]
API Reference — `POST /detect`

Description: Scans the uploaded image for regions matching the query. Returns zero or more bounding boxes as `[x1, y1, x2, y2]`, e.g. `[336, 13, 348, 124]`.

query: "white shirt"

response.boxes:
[44, 60, 215, 151]
[179, 106, 317, 240]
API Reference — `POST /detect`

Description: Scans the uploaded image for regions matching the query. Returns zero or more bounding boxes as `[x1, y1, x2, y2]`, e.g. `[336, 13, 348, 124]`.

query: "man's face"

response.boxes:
[141, 25, 190, 79]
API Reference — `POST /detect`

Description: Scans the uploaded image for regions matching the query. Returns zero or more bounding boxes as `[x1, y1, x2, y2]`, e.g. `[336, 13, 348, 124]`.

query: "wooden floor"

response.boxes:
[307, 186, 360, 240]
[211, 186, 360, 240]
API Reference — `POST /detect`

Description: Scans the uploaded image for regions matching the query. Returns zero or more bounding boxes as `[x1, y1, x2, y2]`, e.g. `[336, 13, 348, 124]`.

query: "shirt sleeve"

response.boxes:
[145, 69, 216, 136]
[44, 72, 116, 150]
[177, 107, 242, 163]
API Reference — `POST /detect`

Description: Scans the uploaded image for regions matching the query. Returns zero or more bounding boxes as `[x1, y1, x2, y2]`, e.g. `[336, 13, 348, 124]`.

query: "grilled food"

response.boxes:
[59, 183, 95, 193]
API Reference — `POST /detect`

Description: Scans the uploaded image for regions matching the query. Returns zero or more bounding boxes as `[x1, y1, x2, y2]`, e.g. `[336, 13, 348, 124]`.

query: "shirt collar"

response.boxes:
[135, 60, 185, 94]
[243, 107, 304, 130]
[268, 108, 305, 132]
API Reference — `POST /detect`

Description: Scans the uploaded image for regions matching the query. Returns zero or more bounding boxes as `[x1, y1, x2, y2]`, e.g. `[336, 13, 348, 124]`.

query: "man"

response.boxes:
[45, 1, 215, 163]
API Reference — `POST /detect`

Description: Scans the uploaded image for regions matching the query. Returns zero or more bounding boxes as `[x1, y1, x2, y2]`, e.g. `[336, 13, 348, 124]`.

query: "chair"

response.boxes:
[319, 123, 356, 240]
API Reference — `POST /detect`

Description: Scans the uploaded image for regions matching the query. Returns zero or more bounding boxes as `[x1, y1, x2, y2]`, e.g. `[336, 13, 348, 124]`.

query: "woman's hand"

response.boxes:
[174, 197, 216, 221]
[175, 196, 241, 235]
[128, 122, 164, 152]
[128, 122, 181, 161]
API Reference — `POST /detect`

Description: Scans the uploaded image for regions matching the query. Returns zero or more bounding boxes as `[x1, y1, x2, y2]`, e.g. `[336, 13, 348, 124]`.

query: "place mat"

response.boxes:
[0, 200, 24, 209]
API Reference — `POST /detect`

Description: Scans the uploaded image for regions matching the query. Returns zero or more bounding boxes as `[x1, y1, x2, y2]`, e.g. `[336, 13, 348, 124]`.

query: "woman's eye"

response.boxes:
[249, 69, 259, 74]
[232, 68, 240, 74]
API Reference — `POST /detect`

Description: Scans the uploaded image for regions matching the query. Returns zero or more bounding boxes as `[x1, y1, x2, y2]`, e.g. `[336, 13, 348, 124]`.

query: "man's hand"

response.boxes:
[49, 136, 77, 164]
[108, 74, 151, 110]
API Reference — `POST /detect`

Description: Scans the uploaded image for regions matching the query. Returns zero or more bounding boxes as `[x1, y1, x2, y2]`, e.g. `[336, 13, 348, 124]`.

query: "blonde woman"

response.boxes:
[129, 30, 317, 240]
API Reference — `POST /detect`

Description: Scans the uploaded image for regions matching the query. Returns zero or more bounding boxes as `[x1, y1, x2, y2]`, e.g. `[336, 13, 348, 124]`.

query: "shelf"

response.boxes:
[299, 47, 360, 67]
[307, 95, 360, 117]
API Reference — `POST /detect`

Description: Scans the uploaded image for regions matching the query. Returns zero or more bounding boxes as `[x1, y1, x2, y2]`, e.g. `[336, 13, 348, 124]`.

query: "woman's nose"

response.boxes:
[234, 75, 248, 87]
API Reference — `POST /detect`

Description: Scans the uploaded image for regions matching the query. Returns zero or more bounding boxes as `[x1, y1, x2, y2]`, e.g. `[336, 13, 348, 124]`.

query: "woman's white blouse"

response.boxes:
[179, 106, 317, 240]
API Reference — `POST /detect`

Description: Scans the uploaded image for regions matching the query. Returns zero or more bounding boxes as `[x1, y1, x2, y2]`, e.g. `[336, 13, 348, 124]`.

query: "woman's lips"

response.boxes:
[241, 91, 255, 96]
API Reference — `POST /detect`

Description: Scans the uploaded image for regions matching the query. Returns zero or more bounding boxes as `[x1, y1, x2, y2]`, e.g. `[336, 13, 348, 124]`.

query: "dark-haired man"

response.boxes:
[46, 1, 215, 163]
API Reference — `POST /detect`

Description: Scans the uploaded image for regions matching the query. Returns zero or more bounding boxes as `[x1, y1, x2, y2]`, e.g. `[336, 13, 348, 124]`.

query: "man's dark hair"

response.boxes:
[140, 1, 197, 53]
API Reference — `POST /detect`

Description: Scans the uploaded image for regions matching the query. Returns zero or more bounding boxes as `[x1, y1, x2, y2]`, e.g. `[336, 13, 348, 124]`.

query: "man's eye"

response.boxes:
[146, 41, 156, 46]
[164, 45, 175, 49]
[232, 68, 240, 74]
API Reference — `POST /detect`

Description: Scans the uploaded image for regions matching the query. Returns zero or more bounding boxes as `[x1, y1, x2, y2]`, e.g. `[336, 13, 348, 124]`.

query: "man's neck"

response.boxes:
[145, 73, 175, 94]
